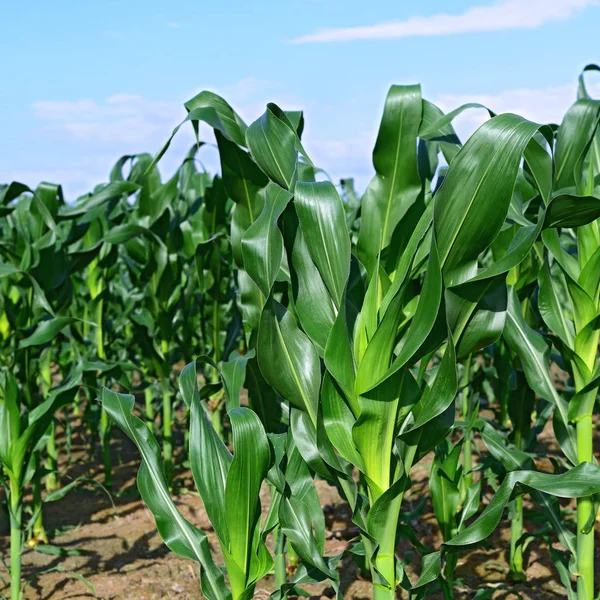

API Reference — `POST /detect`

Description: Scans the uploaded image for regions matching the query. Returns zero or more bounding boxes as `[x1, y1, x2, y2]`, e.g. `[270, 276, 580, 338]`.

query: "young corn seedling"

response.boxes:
[115, 152, 240, 473]
[0, 369, 84, 600]
[430, 437, 481, 598]
[492, 214, 545, 579]
[101, 355, 273, 600]
[0, 181, 78, 544]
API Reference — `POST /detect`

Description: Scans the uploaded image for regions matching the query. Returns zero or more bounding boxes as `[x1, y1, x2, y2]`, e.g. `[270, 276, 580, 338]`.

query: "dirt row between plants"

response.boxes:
[1, 409, 598, 599]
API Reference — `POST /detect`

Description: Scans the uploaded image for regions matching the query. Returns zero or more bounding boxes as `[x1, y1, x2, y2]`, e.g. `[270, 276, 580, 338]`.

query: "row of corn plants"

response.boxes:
[0, 148, 245, 598]
[2, 65, 600, 598]
[98, 66, 600, 599]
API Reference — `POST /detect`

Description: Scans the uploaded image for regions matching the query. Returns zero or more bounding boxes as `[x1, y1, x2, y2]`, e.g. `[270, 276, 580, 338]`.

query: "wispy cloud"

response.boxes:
[32, 95, 182, 146]
[28, 79, 305, 197]
[28, 74, 600, 199]
[431, 79, 600, 149]
[167, 22, 182, 28]
[289, 0, 598, 43]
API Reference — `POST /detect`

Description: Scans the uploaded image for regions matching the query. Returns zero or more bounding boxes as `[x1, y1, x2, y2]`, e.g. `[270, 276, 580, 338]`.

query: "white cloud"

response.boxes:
[31, 79, 303, 149]
[435, 80, 600, 142]
[167, 22, 182, 28]
[32, 95, 180, 144]
[28, 79, 308, 198]
[0, 160, 121, 200]
[25, 74, 600, 199]
[290, 0, 598, 43]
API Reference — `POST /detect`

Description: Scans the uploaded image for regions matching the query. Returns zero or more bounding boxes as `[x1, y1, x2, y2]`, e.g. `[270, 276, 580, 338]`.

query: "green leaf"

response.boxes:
[538, 261, 575, 348]
[224, 408, 271, 596]
[246, 104, 301, 190]
[0, 372, 20, 471]
[241, 183, 292, 297]
[18, 317, 77, 349]
[294, 181, 351, 308]
[181, 361, 232, 547]
[430, 439, 462, 542]
[100, 387, 230, 600]
[554, 99, 600, 189]
[357, 85, 423, 277]
[257, 297, 320, 424]
[321, 373, 363, 470]
[149, 93, 248, 170]
[59, 181, 139, 217]
[185, 91, 248, 146]
[221, 350, 255, 412]
[543, 193, 600, 229]
[434, 114, 550, 282]
[445, 462, 600, 550]
[279, 495, 336, 580]
[503, 287, 577, 464]
[290, 226, 337, 354]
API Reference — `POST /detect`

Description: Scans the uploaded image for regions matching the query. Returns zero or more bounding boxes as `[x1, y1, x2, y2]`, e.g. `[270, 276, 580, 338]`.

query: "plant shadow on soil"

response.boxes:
[0, 403, 599, 599]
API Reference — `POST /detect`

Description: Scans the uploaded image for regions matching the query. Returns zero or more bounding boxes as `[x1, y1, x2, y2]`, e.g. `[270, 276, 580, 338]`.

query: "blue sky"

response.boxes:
[2, 0, 600, 197]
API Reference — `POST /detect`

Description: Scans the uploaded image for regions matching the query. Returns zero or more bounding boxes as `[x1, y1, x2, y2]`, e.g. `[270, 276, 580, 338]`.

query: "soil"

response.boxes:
[0, 403, 599, 600]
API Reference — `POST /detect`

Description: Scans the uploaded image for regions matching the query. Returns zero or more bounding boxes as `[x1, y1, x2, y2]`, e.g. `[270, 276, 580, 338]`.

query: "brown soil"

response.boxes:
[0, 405, 599, 600]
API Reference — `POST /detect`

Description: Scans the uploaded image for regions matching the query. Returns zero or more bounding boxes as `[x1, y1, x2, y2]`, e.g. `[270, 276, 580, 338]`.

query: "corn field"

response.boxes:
[1, 65, 600, 600]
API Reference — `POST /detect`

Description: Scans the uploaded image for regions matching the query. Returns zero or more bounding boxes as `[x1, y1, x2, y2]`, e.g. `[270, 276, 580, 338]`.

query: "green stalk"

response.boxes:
[0, 469, 3, 529]
[30, 452, 48, 544]
[571, 314, 598, 600]
[509, 423, 525, 578]
[369, 446, 416, 600]
[162, 378, 173, 484]
[574, 124, 599, 600]
[45, 419, 59, 492]
[83, 303, 88, 339]
[211, 399, 224, 441]
[9, 480, 22, 600]
[183, 405, 190, 459]
[442, 553, 458, 599]
[576, 414, 594, 600]
[509, 495, 524, 576]
[371, 513, 399, 600]
[460, 355, 473, 501]
[210, 298, 226, 442]
[145, 385, 154, 431]
[287, 543, 299, 573]
[498, 392, 509, 428]
[273, 524, 287, 589]
[96, 297, 112, 488]
[96, 297, 104, 355]
[100, 407, 112, 488]
[160, 340, 173, 484]
[73, 388, 81, 417]
[370, 490, 404, 600]
[40, 354, 58, 491]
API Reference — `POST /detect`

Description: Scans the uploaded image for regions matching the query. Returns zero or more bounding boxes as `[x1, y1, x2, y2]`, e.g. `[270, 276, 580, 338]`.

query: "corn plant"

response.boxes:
[3, 63, 600, 600]
[60, 174, 145, 486]
[422, 67, 600, 600]
[141, 72, 600, 598]
[0, 182, 77, 544]
[101, 354, 273, 600]
[502, 92, 600, 597]
[0, 367, 87, 600]
[491, 206, 545, 579]
[430, 437, 481, 597]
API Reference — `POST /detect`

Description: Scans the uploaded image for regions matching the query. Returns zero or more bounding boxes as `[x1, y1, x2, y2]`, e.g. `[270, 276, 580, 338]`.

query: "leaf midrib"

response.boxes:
[273, 313, 315, 423]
